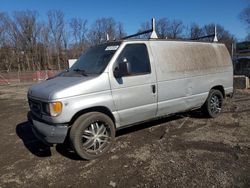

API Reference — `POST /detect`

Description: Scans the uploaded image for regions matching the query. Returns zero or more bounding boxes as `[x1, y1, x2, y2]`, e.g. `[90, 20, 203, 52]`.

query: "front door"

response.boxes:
[109, 43, 157, 127]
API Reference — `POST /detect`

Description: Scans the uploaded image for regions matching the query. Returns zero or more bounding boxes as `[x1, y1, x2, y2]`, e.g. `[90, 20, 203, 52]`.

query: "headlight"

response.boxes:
[43, 101, 62, 116]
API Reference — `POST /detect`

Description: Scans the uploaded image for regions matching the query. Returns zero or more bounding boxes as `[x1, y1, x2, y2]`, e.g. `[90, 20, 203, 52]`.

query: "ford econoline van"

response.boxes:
[27, 24, 233, 160]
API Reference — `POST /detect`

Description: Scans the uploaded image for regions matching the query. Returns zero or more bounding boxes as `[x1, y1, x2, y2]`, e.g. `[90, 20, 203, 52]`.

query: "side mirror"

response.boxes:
[114, 58, 131, 78]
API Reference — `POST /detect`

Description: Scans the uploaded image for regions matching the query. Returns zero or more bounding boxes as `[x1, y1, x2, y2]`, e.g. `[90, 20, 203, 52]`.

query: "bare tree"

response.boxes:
[70, 17, 88, 57]
[70, 18, 87, 45]
[188, 23, 204, 39]
[116, 22, 126, 39]
[0, 10, 41, 71]
[1, 13, 23, 71]
[138, 21, 151, 38]
[239, 5, 250, 40]
[156, 18, 169, 39]
[1, 9, 238, 73]
[0, 12, 5, 46]
[240, 6, 250, 29]
[88, 17, 117, 45]
[62, 28, 70, 67]
[167, 19, 184, 39]
[39, 23, 51, 69]
[245, 33, 250, 41]
[13, 10, 40, 71]
[0, 12, 15, 72]
[0, 10, 83, 71]
[138, 18, 184, 39]
[47, 10, 65, 70]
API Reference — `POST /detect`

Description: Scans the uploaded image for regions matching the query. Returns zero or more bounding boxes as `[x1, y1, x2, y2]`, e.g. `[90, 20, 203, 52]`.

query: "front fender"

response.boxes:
[42, 90, 117, 124]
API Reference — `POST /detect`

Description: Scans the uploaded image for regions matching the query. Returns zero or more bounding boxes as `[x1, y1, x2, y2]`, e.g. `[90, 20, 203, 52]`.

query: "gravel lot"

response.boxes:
[0, 84, 250, 188]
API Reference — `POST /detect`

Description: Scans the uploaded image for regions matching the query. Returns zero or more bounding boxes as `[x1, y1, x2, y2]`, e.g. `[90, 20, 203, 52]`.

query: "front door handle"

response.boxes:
[152, 85, 156, 94]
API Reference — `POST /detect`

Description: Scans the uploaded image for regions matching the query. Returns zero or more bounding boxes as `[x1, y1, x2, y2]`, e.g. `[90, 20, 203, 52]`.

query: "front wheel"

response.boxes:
[202, 89, 224, 118]
[70, 112, 115, 160]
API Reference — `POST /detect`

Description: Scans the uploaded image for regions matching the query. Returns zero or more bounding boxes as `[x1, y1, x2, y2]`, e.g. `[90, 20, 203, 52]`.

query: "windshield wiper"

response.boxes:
[73, 68, 88, 76]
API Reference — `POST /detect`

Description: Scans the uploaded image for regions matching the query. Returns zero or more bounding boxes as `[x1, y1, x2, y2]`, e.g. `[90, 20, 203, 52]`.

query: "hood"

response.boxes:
[28, 73, 110, 101]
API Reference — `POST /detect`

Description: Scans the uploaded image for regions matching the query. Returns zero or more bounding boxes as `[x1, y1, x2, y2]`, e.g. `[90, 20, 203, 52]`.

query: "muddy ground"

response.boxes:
[0, 84, 249, 188]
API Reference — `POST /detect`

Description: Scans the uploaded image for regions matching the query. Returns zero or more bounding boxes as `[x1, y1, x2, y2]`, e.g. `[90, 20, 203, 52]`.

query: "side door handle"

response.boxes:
[152, 85, 156, 94]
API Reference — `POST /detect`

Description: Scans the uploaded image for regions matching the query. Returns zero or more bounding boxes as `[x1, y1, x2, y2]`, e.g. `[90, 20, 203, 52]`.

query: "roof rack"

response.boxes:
[189, 26, 218, 42]
[121, 18, 218, 42]
[122, 18, 158, 40]
[121, 29, 153, 40]
[190, 34, 215, 41]
[190, 26, 218, 42]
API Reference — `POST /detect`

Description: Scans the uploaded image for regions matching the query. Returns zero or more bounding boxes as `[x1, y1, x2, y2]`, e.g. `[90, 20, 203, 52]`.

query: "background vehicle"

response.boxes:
[233, 57, 250, 77]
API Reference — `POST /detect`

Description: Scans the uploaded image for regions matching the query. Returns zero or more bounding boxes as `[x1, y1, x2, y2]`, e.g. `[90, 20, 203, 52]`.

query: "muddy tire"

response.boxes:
[202, 89, 224, 118]
[70, 112, 115, 160]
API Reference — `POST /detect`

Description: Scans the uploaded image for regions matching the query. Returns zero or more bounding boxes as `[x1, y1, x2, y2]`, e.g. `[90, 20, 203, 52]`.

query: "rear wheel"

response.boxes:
[202, 89, 223, 118]
[70, 112, 115, 160]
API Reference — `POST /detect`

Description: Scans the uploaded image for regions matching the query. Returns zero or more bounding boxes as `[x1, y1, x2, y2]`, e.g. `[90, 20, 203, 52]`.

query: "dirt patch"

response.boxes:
[0, 85, 249, 188]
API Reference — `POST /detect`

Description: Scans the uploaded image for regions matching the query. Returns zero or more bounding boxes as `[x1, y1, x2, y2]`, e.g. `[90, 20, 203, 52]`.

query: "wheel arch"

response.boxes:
[69, 106, 116, 128]
[211, 85, 225, 98]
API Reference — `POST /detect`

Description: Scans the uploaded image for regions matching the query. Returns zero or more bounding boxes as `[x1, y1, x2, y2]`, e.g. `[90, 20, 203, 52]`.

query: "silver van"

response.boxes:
[27, 24, 233, 160]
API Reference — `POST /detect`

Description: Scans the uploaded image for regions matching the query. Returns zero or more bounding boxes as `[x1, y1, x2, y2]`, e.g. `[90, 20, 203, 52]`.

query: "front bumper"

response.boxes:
[27, 112, 69, 144]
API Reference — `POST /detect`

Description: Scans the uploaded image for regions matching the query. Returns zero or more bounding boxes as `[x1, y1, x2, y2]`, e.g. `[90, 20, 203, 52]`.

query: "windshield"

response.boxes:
[65, 42, 120, 76]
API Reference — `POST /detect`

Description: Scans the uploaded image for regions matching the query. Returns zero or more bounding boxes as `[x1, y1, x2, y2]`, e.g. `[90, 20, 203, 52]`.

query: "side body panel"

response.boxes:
[149, 41, 233, 117]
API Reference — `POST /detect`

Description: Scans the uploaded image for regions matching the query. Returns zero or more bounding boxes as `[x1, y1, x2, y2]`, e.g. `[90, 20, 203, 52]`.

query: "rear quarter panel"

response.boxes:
[149, 41, 233, 116]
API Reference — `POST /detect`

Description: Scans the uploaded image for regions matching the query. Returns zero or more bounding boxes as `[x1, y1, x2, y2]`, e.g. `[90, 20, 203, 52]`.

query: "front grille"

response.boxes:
[28, 98, 42, 116]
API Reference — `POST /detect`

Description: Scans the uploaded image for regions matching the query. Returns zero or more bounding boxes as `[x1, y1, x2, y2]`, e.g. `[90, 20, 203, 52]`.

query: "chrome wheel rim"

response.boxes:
[82, 121, 111, 154]
[210, 94, 222, 115]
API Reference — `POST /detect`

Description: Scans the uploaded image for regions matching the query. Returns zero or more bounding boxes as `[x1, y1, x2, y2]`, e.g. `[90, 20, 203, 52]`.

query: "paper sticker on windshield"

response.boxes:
[105, 45, 119, 51]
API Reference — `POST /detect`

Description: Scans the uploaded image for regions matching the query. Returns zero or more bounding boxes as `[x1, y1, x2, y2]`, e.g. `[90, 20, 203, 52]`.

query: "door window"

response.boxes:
[116, 44, 151, 75]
